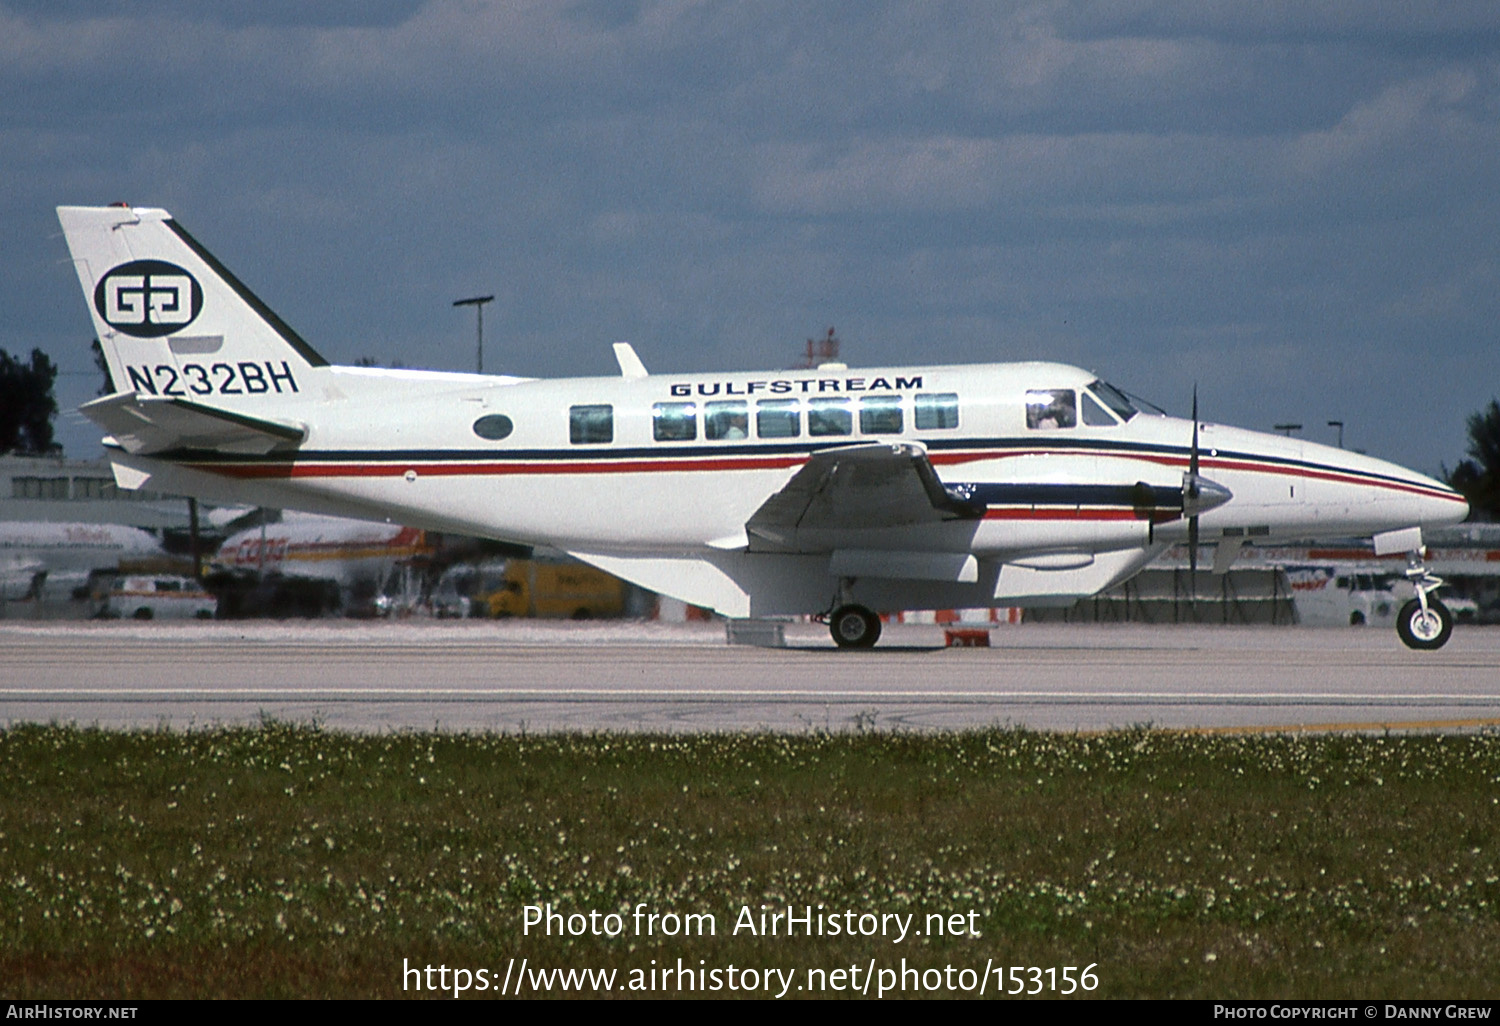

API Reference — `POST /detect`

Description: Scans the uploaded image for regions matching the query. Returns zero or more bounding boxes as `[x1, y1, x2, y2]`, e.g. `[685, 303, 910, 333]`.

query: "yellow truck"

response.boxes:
[484, 558, 625, 619]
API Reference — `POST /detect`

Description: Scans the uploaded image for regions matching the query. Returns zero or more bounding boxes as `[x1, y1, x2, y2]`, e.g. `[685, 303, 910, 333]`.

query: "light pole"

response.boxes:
[453, 295, 495, 374]
[1273, 423, 1303, 437]
[1327, 420, 1344, 449]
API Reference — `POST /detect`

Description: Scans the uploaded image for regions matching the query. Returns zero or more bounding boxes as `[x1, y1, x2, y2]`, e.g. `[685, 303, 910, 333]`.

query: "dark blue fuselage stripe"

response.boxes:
[959, 483, 1181, 508]
[156, 436, 1451, 497]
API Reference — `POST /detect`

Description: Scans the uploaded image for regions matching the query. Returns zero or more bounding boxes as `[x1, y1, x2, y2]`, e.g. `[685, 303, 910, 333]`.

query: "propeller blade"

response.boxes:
[1188, 385, 1200, 621]
[1190, 385, 1200, 480]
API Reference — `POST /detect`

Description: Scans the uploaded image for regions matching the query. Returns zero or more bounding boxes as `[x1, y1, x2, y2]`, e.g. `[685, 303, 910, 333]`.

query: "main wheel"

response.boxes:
[829, 604, 882, 649]
[1396, 598, 1452, 650]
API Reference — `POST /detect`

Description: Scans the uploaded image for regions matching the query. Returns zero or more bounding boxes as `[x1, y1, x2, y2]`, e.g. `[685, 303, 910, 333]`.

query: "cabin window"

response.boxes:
[704, 401, 750, 440]
[1024, 389, 1076, 430]
[472, 414, 514, 440]
[1080, 392, 1117, 427]
[569, 404, 613, 444]
[807, 397, 852, 436]
[756, 399, 800, 438]
[914, 393, 959, 430]
[859, 395, 903, 434]
[652, 402, 697, 441]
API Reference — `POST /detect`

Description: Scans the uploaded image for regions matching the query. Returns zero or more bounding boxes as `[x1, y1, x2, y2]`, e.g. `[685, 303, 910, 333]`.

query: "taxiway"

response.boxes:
[3, 621, 1498, 733]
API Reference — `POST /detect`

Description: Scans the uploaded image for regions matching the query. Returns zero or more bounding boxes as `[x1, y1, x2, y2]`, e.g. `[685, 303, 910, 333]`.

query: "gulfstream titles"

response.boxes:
[523, 903, 981, 944]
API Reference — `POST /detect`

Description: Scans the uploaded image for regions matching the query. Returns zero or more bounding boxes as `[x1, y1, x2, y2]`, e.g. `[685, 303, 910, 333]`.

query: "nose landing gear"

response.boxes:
[1396, 558, 1453, 650]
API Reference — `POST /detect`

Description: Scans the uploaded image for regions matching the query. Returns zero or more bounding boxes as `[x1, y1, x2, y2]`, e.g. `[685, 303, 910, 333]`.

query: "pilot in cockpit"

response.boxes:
[1025, 389, 1076, 430]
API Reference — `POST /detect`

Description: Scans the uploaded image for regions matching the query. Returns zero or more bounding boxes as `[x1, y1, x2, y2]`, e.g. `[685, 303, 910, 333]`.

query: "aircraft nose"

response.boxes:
[1378, 466, 1469, 532]
[1297, 439, 1470, 536]
[1415, 480, 1469, 529]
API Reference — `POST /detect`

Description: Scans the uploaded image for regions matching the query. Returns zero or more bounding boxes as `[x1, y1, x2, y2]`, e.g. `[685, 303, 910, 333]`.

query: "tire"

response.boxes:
[1396, 598, 1452, 650]
[132, 607, 153, 621]
[829, 604, 882, 649]
[1349, 611, 1365, 626]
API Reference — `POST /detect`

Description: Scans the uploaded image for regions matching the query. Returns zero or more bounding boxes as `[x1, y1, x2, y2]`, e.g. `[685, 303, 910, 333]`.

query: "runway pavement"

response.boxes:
[3, 620, 1499, 733]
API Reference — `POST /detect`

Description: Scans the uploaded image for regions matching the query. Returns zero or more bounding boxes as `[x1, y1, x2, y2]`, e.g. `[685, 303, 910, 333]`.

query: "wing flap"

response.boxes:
[80, 392, 307, 455]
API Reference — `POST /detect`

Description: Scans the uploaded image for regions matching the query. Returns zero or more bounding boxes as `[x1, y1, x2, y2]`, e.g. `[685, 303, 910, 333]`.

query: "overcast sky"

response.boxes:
[3, 1, 1498, 475]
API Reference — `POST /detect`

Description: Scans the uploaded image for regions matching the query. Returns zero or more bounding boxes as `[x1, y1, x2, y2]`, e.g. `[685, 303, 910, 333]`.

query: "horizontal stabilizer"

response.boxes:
[80, 392, 307, 456]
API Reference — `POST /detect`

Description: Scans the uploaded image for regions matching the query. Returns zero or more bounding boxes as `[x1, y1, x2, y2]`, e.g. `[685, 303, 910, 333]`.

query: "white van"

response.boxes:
[1287, 566, 1403, 627]
[102, 575, 216, 620]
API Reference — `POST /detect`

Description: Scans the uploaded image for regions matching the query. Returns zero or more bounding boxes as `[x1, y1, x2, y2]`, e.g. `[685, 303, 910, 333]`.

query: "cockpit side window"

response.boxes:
[1081, 391, 1118, 427]
[1025, 389, 1076, 430]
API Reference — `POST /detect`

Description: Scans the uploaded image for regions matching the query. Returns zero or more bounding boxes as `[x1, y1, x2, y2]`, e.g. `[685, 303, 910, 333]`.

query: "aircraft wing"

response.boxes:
[745, 442, 981, 552]
[79, 392, 307, 456]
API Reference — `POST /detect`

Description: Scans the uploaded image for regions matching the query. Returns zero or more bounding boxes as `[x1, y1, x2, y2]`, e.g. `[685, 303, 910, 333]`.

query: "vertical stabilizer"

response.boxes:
[56, 205, 328, 409]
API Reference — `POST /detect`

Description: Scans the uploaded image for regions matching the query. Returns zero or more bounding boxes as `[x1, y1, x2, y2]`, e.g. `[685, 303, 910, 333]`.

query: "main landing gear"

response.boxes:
[828, 604, 882, 649]
[1396, 557, 1453, 651]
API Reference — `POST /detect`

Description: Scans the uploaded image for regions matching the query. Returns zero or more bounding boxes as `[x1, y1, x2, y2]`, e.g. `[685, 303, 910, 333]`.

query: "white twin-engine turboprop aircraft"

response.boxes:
[58, 204, 1470, 648]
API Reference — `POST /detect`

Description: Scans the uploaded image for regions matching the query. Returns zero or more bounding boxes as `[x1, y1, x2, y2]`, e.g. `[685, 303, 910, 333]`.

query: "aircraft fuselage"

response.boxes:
[108, 360, 1464, 586]
[58, 204, 1469, 636]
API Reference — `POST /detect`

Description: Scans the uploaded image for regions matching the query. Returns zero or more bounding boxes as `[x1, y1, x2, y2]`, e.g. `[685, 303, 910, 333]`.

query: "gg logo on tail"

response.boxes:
[93, 259, 203, 337]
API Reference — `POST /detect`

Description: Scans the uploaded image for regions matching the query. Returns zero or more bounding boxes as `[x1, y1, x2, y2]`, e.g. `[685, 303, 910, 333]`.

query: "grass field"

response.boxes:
[2, 723, 1498, 999]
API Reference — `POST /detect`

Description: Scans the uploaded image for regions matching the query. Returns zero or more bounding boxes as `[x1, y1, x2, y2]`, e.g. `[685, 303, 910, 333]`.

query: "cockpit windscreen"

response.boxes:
[1088, 380, 1138, 422]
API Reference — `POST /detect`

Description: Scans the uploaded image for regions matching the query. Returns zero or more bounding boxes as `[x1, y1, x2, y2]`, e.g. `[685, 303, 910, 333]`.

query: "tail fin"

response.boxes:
[57, 205, 328, 406]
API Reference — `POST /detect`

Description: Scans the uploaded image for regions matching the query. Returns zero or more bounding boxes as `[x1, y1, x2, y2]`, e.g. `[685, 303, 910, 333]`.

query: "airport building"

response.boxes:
[1, 453, 197, 530]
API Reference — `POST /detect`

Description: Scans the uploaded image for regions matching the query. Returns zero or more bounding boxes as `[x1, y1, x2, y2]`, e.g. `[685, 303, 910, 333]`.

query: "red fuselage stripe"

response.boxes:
[184, 446, 1462, 504]
[982, 508, 1143, 521]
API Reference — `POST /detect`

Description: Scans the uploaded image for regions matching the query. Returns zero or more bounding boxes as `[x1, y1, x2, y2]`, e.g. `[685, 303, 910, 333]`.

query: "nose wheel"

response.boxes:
[829, 604, 882, 648]
[1397, 597, 1452, 650]
[1397, 558, 1453, 650]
